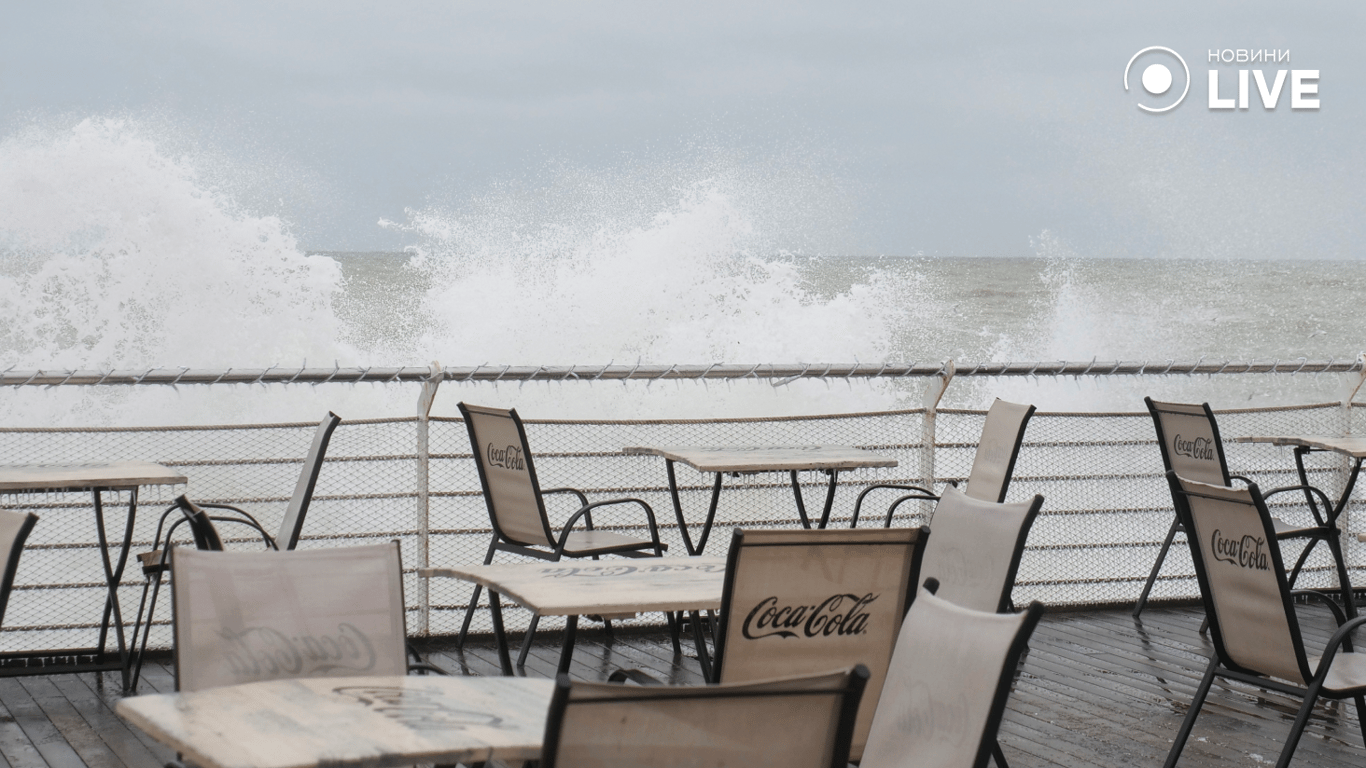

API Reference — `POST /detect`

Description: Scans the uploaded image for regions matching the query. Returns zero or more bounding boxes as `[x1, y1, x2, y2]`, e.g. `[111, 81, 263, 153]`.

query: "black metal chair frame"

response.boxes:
[455, 402, 669, 666]
[0, 511, 38, 628]
[541, 665, 870, 768]
[1163, 472, 1366, 768]
[1135, 397, 1351, 618]
[850, 400, 1035, 528]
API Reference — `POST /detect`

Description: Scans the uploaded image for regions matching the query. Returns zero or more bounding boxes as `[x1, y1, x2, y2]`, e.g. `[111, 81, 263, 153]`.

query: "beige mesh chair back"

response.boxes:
[1137, 397, 1350, 619]
[0, 510, 37, 628]
[542, 666, 870, 768]
[713, 527, 928, 760]
[918, 485, 1043, 613]
[861, 587, 1043, 768]
[1163, 472, 1366, 768]
[965, 399, 1037, 502]
[852, 398, 1034, 528]
[171, 542, 409, 692]
[275, 411, 341, 551]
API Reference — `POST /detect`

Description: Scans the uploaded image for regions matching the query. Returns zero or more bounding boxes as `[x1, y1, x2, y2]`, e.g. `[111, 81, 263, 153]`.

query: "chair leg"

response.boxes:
[1285, 538, 1317, 590]
[1355, 694, 1366, 750]
[991, 737, 1009, 768]
[1164, 656, 1219, 768]
[1135, 517, 1182, 618]
[1274, 679, 1327, 768]
[665, 611, 683, 655]
[457, 584, 484, 648]
[127, 574, 164, 692]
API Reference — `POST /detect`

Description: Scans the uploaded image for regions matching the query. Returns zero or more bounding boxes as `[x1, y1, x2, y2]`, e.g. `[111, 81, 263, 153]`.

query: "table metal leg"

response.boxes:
[488, 591, 514, 676]
[557, 615, 579, 676]
[665, 460, 724, 556]
[688, 610, 714, 682]
[93, 486, 138, 690]
[1290, 446, 1360, 618]
[790, 470, 840, 529]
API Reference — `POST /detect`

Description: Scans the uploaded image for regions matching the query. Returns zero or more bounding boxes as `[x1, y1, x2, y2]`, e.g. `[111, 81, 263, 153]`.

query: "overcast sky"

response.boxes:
[3, 1, 1363, 257]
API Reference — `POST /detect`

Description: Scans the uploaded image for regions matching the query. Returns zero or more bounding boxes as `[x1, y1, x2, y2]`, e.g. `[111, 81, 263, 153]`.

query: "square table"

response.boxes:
[623, 445, 897, 554]
[0, 461, 187, 687]
[422, 556, 727, 678]
[116, 674, 555, 768]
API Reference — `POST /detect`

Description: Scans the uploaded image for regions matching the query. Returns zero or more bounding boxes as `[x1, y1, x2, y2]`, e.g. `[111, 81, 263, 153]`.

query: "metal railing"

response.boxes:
[2, 357, 1364, 652]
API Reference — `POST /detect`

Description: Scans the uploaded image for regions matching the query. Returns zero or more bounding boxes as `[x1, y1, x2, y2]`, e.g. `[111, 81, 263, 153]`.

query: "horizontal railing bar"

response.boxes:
[3, 357, 1362, 387]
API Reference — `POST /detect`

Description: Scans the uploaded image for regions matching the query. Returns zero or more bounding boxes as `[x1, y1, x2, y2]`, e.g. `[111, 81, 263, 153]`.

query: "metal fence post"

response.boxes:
[920, 360, 956, 492]
[415, 361, 443, 636]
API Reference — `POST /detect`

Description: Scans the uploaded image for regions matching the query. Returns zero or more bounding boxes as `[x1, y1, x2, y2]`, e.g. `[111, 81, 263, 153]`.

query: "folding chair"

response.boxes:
[543, 666, 869, 768]
[1163, 472, 1366, 768]
[614, 527, 927, 761]
[917, 485, 1043, 613]
[0, 510, 38, 627]
[861, 584, 1044, 768]
[1135, 398, 1350, 618]
[851, 399, 1035, 528]
[170, 540, 439, 692]
[456, 402, 668, 664]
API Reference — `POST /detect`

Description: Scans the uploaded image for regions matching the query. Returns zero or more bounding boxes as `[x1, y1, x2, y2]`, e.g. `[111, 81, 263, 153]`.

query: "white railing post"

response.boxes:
[415, 361, 443, 636]
[920, 360, 956, 492]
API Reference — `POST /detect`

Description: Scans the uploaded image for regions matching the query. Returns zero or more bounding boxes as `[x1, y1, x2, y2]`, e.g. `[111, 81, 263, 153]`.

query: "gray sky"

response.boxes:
[3, 1, 1363, 257]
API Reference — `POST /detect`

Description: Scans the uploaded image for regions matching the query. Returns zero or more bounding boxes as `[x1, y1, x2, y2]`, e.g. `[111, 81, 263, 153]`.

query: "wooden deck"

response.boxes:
[0, 604, 1362, 768]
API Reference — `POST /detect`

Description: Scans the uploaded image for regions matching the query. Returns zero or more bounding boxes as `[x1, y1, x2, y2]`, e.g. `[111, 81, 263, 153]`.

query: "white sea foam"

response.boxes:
[2, 119, 1362, 426]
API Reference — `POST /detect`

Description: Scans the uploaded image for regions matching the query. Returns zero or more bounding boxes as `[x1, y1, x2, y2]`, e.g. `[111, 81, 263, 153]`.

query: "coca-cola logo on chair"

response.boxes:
[487, 443, 525, 471]
[1172, 434, 1215, 461]
[742, 593, 878, 639]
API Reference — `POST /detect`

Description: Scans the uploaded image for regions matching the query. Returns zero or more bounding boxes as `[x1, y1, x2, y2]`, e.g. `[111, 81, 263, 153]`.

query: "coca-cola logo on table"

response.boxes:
[1172, 434, 1215, 462]
[487, 443, 525, 471]
[741, 593, 878, 639]
[1210, 529, 1270, 571]
[332, 686, 506, 732]
[217, 622, 378, 679]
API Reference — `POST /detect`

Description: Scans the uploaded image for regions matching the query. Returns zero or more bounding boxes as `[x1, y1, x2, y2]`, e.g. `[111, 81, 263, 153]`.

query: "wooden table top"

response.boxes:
[0, 461, 188, 492]
[116, 675, 555, 768]
[622, 445, 897, 473]
[421, 556, 728, 616]
[1235, 435, 1366, 459]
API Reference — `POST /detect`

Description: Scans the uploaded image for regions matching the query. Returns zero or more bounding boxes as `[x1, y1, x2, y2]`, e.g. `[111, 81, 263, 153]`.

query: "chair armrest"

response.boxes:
[1312, 614, 1366, 676]
[541, 487, 590, 507]
[557, 498, 666, 555]
[1262, 484, 1336, 527]
[1290, 588, 1350, 627]
[851, 484, 939, 528]
[607, 668, 665, 685]
[194, 503, 280, 549]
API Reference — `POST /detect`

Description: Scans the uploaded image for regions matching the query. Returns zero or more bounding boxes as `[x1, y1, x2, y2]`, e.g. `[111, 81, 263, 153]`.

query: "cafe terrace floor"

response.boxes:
[1, 604, 1363, 768]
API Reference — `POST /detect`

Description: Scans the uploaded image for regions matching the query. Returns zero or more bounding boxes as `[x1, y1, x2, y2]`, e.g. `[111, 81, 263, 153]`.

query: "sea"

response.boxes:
[3, 118, 1365, 427]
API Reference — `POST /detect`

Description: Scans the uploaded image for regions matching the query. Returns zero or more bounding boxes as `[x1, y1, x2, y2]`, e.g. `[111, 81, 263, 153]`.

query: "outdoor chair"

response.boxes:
[861, 583, 1044, 768]
[851, 398, 1035, 528]
[612, 527, 927, 761]
[128, 413, 341, 683]
[1162, 472, 1366, 768]
[456, 402, 668, 663]
[917, 485, 1043, 613]
[0, 510, 37, 628]
[1135, 397, 1351, 618]
[543, 665, 869, 768]
[171, 539, 442, 692]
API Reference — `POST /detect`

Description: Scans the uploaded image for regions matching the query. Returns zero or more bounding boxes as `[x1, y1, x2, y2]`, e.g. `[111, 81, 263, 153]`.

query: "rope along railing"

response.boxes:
[1, 357, 1364, 653]
[3, 357, 1364, 387]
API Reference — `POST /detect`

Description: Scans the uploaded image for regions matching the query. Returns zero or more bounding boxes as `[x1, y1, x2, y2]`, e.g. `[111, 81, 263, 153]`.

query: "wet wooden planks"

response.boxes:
[0, 605, 1360, 767]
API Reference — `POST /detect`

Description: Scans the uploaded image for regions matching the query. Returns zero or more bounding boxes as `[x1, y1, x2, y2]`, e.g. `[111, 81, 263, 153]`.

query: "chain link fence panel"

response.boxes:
[2, 400, 1363, 653]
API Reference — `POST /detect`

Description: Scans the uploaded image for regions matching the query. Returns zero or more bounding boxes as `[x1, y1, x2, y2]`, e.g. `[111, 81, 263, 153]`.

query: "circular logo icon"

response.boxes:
[1124, 47, 1189, 113]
